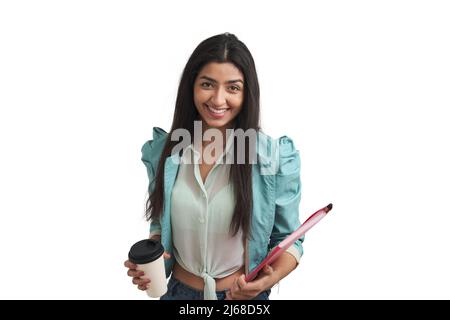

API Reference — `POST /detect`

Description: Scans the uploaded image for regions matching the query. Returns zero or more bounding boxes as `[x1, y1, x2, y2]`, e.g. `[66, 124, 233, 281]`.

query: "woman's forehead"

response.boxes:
[198, 62, 243, 80]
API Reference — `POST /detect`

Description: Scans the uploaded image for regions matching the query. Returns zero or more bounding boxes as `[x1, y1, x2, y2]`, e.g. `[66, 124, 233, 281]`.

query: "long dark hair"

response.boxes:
[145, 32, 261, 241]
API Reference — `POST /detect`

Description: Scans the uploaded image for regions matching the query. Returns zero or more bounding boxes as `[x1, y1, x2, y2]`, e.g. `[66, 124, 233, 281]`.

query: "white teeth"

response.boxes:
[206, 105, 229, 114]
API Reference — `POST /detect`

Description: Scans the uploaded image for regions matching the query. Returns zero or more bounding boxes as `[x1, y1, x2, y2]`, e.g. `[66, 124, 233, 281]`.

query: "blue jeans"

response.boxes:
[160, 276, 271, 300]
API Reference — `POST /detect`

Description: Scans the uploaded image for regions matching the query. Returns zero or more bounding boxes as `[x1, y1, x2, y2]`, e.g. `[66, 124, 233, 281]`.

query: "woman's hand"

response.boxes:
[124, 252, 171, 291]
[125, 235, 170, 291]
[225, 264, 276, 300]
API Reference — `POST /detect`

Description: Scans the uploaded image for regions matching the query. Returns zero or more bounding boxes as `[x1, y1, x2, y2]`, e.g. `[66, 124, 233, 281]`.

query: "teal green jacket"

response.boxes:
[141, 127, 304, 278]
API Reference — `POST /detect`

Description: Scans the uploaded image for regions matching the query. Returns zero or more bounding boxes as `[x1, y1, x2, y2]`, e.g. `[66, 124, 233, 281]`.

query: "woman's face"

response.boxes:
[193, 62, 244, 131]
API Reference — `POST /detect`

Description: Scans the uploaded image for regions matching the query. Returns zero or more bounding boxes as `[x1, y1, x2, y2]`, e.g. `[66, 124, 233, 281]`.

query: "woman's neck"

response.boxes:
[201, 121, 234, 148]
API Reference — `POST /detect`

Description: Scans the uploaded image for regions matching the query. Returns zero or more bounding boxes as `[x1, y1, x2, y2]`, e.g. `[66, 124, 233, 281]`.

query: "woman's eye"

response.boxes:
[200, 82, 240, 92]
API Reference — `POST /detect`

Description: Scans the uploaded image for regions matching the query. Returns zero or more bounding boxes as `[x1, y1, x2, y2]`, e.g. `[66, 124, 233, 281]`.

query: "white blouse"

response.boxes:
[155, 134, 300, 300]
[170, 135, 242, 300]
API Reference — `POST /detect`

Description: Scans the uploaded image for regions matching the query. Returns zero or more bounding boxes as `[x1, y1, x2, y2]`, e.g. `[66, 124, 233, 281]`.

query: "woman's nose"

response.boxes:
[211, 87, 227, 106]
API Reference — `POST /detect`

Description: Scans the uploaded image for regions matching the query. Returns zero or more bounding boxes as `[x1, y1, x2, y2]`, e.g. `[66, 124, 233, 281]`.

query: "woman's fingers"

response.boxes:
[163, 252, 171, 259]
[125, 258, 154, 292]
[261, 264, 273, 275]
[132, 277, 151, 286]
[127, 269, 145, 278]
[137, 284, 149, 291]
[124, 260, 137, 269]
[236, 275, 247, 289]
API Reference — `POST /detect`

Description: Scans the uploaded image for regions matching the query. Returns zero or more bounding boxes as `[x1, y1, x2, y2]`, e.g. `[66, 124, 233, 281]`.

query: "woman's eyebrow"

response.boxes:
[199, 75, 244, 85]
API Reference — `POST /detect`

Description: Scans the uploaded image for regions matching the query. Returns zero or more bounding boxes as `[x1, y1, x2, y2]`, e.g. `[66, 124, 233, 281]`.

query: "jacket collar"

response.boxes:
[151, 126, 279, 173]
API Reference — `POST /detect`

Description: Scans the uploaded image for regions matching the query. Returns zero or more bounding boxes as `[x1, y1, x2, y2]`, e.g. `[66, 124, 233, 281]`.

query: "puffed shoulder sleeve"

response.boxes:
[269, 135, 304, 260]
[141, 140, 156, 193]
[141, 140, 160, 236]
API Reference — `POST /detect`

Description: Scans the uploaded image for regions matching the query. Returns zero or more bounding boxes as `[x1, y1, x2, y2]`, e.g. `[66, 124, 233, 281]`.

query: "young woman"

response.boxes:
[124, 32, 303, 300]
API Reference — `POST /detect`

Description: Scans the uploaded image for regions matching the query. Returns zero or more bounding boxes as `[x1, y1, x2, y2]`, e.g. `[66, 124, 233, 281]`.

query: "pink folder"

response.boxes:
[245, 203, 333, 282]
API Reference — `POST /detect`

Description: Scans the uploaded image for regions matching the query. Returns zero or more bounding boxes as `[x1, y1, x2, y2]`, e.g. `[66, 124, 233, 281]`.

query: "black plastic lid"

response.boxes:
[128, 239, 165, 264]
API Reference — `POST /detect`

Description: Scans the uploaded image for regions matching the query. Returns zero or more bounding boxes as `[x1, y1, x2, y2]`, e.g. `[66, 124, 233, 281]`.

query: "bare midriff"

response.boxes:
[172, 260, 245, 292]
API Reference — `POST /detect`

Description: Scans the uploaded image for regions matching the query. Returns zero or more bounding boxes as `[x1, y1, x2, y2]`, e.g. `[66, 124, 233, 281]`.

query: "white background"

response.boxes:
[1, 0, 449, 299]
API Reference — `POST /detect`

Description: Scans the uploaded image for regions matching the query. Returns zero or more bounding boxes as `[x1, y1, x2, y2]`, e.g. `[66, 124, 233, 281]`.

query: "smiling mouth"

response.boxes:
[204, 104, 230, 115]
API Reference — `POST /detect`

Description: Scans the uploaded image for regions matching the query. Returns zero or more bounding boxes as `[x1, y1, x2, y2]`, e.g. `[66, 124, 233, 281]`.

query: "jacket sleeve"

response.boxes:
[269, 135, 304, 261]
[141, 140, 161, 236]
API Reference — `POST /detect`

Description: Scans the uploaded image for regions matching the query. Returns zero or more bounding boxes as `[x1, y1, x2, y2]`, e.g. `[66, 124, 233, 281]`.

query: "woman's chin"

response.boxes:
[202, 116, 229, 127]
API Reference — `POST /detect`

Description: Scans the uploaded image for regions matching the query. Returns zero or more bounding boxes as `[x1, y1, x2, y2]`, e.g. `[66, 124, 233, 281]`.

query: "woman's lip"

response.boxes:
[204, 104, 230, 118]
[205, 104, 229, 111]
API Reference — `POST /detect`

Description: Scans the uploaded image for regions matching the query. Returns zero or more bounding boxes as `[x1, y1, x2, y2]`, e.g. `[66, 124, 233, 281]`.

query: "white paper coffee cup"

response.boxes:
[128, 239, 167, 298]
